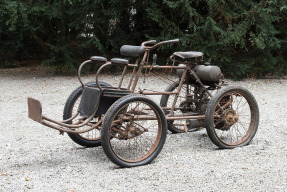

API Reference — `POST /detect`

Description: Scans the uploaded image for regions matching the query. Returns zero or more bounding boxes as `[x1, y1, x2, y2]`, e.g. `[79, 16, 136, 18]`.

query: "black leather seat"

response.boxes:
[90, 56, 107, 62]
[111, 58, 129, 65]
[173, 51, 203, 59]
[120, 45, 145, 57]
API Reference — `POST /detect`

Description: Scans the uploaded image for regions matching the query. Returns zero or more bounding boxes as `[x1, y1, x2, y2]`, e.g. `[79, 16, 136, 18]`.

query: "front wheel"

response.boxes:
[205, 86, 259, 149]
[101, 94, 167, 167]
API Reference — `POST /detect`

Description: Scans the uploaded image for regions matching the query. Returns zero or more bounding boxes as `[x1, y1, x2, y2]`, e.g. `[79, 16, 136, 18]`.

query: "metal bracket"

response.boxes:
[28, 97, 42, 123]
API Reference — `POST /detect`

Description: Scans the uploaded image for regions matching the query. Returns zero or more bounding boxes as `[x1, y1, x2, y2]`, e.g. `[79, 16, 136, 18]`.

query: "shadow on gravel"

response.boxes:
[6, 146, 109, 171]
[165, 131, 216, 152]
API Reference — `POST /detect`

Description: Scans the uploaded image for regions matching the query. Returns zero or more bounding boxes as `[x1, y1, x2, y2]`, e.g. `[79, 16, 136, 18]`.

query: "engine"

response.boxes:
[176, 64, 222, 85]
[193, 65, 221, 82]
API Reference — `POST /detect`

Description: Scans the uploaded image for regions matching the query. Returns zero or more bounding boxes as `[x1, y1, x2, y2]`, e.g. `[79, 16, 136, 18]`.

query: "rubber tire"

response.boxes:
[205, 86, 259, 149]
[63, 81, 111, 147]
[101, 94, 167, 167]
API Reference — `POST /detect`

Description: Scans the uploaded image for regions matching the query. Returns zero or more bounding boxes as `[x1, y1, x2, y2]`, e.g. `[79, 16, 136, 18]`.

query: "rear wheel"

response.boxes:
[205, 86, 259, 149]
[160, 80, 196, 133]
[101, 94, 167, 167]
[63, 81, 111, 147]
[160, 80, 216, 133]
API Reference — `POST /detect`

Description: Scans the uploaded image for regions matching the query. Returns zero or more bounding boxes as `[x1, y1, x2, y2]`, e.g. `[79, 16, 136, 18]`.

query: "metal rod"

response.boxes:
[78, 60, 92, 87]
[61, 112, 79, 123]
[118, 66, 127, 89]
[116, 114, 205, 121]
[127, 58, 139, 90]
[42, 119, 102, 134]
[127, 64, 137, 67]
[131, 52, 148, 92]
[42, 106, 97, 129]
[166, 115, 205, 120]
[95, 62, 112, 91]
[127, 67, 136, 90]
[161, 107, 186, 110]
[134, 91, 180, 95]
[169, 68, 188, 114]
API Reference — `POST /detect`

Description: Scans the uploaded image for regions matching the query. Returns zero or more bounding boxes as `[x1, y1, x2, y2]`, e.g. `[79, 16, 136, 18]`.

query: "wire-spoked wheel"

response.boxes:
[160, 80, 217, 133]
[205, 86, 259, 149]
[160, 80, 197, 133]
[101, 94, 167, 167]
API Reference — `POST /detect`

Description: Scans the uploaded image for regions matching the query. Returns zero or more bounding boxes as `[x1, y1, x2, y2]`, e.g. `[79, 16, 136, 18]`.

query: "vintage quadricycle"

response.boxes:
[28, 39, 259, 167]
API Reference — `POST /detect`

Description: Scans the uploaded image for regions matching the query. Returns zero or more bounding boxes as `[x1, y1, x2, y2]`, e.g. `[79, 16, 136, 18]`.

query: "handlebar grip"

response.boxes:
[146, 40, 157, 44]
[162, 39, 180, 44]
[142, 40, 157, 46]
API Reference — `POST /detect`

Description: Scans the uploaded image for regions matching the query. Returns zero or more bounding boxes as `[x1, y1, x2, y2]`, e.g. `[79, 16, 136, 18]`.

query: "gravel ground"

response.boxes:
[0, 66, 286, 192]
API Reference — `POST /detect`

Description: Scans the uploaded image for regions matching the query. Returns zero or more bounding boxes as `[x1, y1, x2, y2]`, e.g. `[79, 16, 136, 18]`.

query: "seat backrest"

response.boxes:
[78, 87, 101, 118]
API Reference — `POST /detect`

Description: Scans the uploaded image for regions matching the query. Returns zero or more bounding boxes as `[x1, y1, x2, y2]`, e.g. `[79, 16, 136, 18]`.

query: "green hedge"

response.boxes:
[1, 0, 286, 76]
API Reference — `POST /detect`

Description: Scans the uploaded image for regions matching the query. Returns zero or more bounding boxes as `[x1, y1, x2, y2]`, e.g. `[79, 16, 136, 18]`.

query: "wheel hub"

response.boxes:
[115, 121, 148, 140]
[129, 126, 145, 136]
[224, 109, 239, 126]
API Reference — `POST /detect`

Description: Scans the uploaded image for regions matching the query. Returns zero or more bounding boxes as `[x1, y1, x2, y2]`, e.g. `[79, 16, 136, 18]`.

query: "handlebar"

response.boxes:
[141, 40, 157, 46]
[161, 39, 180, 44]
[141, 39, 179, 50]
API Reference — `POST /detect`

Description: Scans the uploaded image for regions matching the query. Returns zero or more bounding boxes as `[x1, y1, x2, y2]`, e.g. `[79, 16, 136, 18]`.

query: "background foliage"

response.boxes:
[1, 0, 286, 76]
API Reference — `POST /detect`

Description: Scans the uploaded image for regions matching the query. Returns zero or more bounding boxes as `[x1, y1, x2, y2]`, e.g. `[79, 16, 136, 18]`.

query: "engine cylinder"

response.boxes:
[176, 64, 221, 84]
[194, 65, 221, 82]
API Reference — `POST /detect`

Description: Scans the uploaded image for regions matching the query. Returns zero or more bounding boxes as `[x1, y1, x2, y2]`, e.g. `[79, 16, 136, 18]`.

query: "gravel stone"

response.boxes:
[0, 67, 286, 191]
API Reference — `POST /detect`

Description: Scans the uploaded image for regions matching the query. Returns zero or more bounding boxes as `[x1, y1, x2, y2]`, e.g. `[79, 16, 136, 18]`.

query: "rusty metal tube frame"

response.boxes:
[28, 39, 215, 134]
[118, 66, 127, 89]
[27, 97, 101, 133]
[130, 39, 180, 92]
[127, 67, 136, 90]
[42, 118, 102, 134]
[42, 110, 97, 129]
[95, 62, 112, 91]
[111, 114, 205, 121]
[61, 112, 79, 123]
[134, 91, 183, 95]
[29, 59, 130, 132]
[127, 58, 140, 90]
[131, 52, 147, 92]
[169, 68, 187, 114]
[78, 60, 92, 87]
